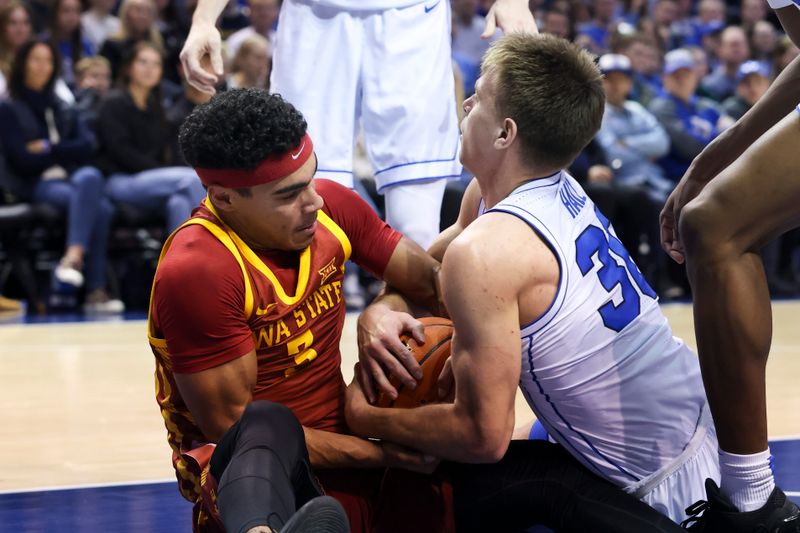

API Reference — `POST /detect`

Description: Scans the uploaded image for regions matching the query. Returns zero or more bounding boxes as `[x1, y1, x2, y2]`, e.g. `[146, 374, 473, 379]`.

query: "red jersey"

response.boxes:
[147, 180, 402, 504]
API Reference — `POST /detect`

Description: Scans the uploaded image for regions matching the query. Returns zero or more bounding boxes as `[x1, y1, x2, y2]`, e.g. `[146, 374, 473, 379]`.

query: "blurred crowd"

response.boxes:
[1, 0, 799, 316]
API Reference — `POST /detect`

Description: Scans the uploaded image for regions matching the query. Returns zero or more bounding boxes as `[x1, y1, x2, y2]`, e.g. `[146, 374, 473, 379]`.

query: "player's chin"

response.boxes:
[293, 221, 317, 247]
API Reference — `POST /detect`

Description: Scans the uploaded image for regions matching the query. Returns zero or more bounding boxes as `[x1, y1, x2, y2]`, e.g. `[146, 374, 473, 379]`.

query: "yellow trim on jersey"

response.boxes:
[203, 198, 316, 305]
[147, 212, 255, 342]
[317, 210, 352, 264]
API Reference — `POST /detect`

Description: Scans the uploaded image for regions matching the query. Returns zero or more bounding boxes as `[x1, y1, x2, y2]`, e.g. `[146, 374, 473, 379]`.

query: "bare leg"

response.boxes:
[680, 112, 800, 454]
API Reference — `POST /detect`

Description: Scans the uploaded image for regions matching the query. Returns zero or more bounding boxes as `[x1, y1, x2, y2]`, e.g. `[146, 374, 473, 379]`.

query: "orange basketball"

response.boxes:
[376, 317, 454, 408]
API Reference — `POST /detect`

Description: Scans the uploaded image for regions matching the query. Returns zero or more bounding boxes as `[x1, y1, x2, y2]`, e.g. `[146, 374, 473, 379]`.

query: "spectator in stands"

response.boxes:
[0, 1, 32, 96]
[720, 60, 771, 120]
[649, 48, 726, 181]
[540, 7, 572, 40]
[739, 0, 767, 34]
[685, 0, 725, 47]
[95, 42, 205, 234]
[772, 34, 800, 77]
[225, 33, 269, 90]
[165, 65, 211, 166]
[452, 0, 498, 67]
[73, 55, 111, 130]
[44, 0, 95, 88]
[595, 53, 672, 202]
[700, 26, 750, 102]
[618, 33, 662, 105]
[751, 20, 778, 62]
[0, 39, 122, 313]
[224, 0, 278, 62]
[99, 0, 164, 81]
[575, 0, 618, 53]
[651, 0, 681, 51]
[81, 0, 120, 50]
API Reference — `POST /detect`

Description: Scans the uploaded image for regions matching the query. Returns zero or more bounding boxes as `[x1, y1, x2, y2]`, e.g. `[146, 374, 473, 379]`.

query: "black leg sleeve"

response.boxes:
[209, 401, 323, 533]
[445, 440, 684, 533]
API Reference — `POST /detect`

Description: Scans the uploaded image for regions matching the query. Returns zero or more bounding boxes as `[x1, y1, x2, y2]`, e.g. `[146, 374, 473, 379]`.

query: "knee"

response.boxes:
[678, 196, 728, 259]
[239, 401, 304, 446]
[72, 166, 104, 190]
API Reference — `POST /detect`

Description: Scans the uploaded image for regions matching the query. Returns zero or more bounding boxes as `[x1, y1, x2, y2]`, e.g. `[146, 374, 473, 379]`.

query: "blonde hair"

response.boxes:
[113, 0, 164, 53]
[481, 33, 605, 169]
[0, 1, 30, 75]
[75, 55, 111, 79]
[232, 34, 271, 72]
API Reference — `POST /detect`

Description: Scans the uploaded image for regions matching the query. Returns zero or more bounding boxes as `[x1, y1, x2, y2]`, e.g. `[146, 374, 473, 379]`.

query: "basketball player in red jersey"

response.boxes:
[151, 88, 688, 533]
[149, 88, 447, 533]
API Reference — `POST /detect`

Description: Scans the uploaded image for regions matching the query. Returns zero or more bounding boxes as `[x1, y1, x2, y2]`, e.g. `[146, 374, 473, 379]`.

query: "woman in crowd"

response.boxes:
[225, 34, 269, 90]
[0, 1, 33, 96]
[98, 0, 164, 80]
[95, 41, 205, 234]
[44, 0, 95, 87]
[0, 39, 122, 313]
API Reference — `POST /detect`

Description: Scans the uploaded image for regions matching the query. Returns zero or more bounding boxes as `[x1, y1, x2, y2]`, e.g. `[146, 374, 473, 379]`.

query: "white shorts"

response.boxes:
[626, 404, 721, 523]
[271, 0, 462, 190]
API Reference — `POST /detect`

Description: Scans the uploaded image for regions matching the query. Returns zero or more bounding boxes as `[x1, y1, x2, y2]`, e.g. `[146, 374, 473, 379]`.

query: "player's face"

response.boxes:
[460, 71, 503, 175]
[235, 154, 324, 251]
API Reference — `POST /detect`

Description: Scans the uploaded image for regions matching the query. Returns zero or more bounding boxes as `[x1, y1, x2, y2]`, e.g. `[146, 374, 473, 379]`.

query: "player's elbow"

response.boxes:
[463, 418, 511, 463]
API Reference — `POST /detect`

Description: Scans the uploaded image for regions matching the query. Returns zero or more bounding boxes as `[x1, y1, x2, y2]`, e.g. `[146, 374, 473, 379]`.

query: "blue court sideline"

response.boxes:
[1, 438, 798, 533]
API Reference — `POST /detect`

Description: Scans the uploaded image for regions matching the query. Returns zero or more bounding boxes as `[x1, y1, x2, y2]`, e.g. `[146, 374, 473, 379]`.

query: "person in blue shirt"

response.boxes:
[595, 53, 672, 202]
[648, 48, 727, 181]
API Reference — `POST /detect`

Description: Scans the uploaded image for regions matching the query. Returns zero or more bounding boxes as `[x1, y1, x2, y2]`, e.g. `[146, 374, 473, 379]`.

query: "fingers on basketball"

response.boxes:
[376, 317, 453, 408]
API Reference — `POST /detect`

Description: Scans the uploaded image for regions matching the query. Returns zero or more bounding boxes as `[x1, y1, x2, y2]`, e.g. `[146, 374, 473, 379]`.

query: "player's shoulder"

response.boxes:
[445, 210, 552, 282]
[315, 178, 358, 202]
[157, 224, 240, 285]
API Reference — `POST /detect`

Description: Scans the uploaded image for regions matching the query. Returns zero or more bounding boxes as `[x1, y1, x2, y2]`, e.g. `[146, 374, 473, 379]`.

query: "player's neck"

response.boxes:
[478, 161, 561, 208]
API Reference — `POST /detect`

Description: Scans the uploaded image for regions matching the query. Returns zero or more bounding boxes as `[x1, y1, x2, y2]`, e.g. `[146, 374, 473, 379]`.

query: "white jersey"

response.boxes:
[304, 0, 425, 10]
[483, 171, 709, 490]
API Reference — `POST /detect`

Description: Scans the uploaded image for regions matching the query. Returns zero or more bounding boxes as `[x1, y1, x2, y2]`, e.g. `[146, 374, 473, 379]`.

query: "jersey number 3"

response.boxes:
[285, 329, 319, 377]
[575, 206, 656, 332]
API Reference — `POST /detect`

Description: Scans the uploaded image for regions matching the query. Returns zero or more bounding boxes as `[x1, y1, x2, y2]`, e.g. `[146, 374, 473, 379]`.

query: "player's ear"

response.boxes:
[207, 185, 235, 211]
[495, 118, 518, 149]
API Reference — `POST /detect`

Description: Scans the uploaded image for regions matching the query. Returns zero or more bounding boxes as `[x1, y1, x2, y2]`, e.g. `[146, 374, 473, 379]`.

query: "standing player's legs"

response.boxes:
[361, 1, 461, 249]
[270, 0, 362, 187]
[679, 110, 800, 519]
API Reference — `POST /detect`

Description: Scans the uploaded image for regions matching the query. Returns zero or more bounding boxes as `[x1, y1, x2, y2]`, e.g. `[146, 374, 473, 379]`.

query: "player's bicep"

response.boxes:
[174, 349, 258, 442]
[440, 236, 521, 443]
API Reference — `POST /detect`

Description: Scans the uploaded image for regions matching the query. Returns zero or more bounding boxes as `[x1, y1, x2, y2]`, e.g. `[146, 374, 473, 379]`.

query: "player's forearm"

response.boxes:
[191, 0, 228, 26]
[348, 402, 509, 464]
[689, 54, 800, 182]
[302, 426, 384, 469]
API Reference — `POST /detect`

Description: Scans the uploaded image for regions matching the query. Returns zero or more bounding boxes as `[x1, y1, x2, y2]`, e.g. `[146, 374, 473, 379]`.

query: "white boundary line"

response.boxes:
[0, 478, 175, 495]
[769, 435, 800, 442]
[787, 492, 800, 497]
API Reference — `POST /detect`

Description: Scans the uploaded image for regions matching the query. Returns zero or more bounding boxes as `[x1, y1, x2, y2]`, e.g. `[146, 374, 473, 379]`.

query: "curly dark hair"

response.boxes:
[179, 89, 307, 169]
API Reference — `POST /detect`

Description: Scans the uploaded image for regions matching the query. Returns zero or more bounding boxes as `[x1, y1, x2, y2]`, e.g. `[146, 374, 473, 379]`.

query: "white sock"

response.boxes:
[718, 448, 775, 512]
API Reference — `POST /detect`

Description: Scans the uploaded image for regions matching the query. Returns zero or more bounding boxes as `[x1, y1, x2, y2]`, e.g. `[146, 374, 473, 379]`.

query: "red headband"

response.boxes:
[195, 133, 314, 188]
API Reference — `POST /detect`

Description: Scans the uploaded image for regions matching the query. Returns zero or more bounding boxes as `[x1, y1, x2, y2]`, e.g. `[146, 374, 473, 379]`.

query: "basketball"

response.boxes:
[376, 317, 454, 409]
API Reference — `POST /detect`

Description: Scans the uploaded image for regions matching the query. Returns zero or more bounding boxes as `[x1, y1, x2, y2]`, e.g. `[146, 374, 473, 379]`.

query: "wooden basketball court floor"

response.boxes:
[1, 302, 798, 532]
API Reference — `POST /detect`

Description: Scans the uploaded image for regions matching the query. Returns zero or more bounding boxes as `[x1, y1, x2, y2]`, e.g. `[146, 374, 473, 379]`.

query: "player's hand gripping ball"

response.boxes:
[376, 317, 453, 408]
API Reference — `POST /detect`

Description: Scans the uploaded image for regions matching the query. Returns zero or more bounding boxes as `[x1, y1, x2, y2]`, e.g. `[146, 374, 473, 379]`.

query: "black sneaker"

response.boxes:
[281, 496, 350, 533]
[681, 479, 800, 532]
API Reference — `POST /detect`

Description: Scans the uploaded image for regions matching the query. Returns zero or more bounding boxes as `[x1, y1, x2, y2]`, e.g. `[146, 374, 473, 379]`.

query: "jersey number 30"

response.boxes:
[575, 206, 656, 332]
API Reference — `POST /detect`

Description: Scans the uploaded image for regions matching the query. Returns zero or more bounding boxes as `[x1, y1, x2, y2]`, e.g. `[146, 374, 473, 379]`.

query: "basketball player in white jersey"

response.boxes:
[179, 0, 536, 250]
[657, 0, 800, 530]
[346, 33, 719, 525]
